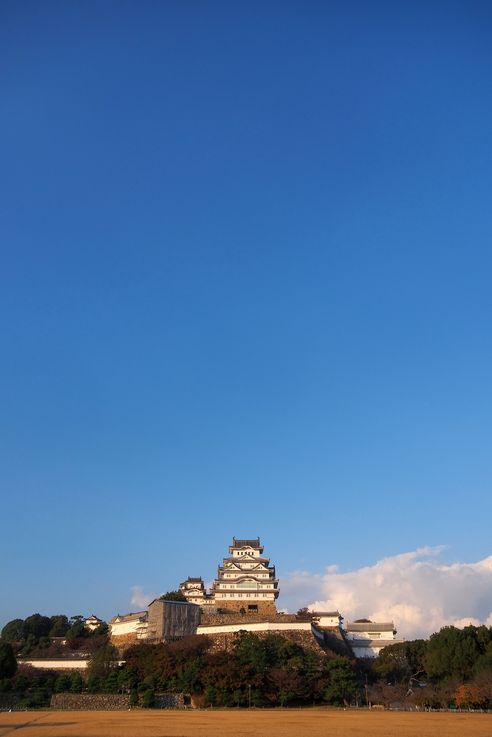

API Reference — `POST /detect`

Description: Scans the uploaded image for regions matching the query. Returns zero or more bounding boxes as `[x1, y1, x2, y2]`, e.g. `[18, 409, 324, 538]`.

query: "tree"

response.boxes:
[426, 626, 485, 681]
[86, 673, 102, 693]
[296, 607, 310, 618]
[91, 622, 109, 637]
[87, 643, 118, 679]
[69, 671, 83, 693]
[0, 642, 17, 678]
[454, 682, 489, 710]
[267, 667, 305, 705]
[49, 615, 70, 637]
[159, 590, 187, 602]
[376, 640, 427, 684]
[54, 674, 71, 693]
[66, 616, 88, 641]
[1, 619, 24, 642]
[474, 642, 492, 676]
[22, 614, 52, 641]
[323, 658, 359, 706]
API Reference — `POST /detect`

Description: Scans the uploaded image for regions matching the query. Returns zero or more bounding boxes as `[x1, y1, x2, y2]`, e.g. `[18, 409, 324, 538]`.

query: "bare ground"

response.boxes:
[0, 709, 491, 737]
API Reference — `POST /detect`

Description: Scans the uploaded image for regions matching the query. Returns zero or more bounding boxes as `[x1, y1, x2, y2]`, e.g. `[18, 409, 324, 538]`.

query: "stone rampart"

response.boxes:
[50, 693, 130, 710]
[153, 692, 189, 708]
[111, 633, 140, 651]
[200, 610, 298, 626]
[199, 628, 326, 655]
[213, 601, 278, 617]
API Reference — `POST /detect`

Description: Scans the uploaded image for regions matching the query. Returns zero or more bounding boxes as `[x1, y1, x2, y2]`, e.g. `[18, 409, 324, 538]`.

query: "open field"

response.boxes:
[0, 709, 491, 737]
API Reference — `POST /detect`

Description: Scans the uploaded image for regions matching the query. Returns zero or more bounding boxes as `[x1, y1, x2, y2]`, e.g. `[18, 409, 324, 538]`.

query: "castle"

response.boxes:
[179, 537, 278, 616]
[20, 537, 400, 672]
[107, 537, 399, 659]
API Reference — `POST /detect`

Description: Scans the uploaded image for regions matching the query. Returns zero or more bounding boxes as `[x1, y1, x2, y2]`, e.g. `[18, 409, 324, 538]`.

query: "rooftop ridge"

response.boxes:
[231, 537, 262, 548]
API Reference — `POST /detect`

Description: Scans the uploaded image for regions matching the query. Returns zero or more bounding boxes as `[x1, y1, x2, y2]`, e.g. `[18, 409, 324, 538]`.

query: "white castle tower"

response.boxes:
[180, 537, 279, 616]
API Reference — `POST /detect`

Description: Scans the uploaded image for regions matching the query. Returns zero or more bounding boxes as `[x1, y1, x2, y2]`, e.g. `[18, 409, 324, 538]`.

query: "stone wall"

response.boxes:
[199, 628, 327, 655]
[153, 692, 190, 708]
[200, 610, 298, 626]
[50, 693, 130, 710]
[111, 632, 140, 650]
[214, 601, 278, 617]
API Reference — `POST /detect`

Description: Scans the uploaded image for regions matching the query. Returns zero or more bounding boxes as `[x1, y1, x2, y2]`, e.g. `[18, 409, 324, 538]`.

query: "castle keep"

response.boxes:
[180, 537, 279, 616]
[101, 536, 400, 660]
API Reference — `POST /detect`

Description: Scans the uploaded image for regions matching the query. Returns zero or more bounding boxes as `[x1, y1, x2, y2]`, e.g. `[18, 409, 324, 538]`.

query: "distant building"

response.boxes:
[84, 615, 103, 632]
[109, 600, 201, 649]
[107, 538, 401, 659]
[311, 611, 343, 628]
[179, 577, 211, 606]
[180, 537, 279, 616]
[147, 599, 201, 642]
[344, 621, 398, 658]
[109, 611, 149, 647]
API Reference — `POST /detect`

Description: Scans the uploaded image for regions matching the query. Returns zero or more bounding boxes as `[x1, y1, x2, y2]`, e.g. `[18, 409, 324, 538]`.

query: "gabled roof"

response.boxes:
[230, 537, 263, 550]
[312, 611, 342, 618]
[109, 611, 147, 624]
[222, 556, 270, 565]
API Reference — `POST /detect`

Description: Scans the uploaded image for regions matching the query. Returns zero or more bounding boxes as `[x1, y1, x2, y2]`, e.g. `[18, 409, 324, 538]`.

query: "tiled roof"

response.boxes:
[109, 611, 147, 624]
[346, 622, 395, 632]
[231, 537, 262, 548]
[312, 611, 342, 617]
[221, 556, 270, 565]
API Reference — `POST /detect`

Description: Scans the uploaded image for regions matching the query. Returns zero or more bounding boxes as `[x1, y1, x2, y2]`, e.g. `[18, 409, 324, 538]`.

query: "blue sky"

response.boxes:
[1, 1, 491, 631]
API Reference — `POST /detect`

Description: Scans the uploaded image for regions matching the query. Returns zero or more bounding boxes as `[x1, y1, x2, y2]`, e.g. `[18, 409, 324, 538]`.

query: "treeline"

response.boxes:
[0, 633, 359, 708]
[1, 613, 108, 657]
[1, 622, 492, 709]
[123, 633, 359, 707]
[368, 624, 492, 710]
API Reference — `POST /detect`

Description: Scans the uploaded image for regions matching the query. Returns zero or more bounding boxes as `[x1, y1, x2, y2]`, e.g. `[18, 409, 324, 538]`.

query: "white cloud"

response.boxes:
[130, 585, 159, 609]
[280, 548, 492, 639]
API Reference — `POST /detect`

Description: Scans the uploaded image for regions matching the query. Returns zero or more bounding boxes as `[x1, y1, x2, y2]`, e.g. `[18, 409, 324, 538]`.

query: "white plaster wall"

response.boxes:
[345, 629, 395, 641]
[20, 659, 90, 670]
[315, 615, 341, 627]
[110, 619, 146, 636]
[20, 659, 126, 670]
[197, 622, 313, 635]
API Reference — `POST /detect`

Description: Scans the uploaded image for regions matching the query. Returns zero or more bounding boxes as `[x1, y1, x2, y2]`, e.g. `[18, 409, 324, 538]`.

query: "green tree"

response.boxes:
[323, 658, 359, 706]
[54, 674, 71, 693]
[66, 616, 88, 641]
[159, 590, 187, 602]
[104, 670, 119, 693]
[91, 622, 109, 637]
[474, 642, 492, 676]
[87, 643, 118, 679]
[376, 640, 427, 684]
[0, 642, 17, 678]
[69, 671, 84, 693]
[426, 626, 484, 681]
[86, 673, 102, 693]
[49, 615, 70, 637]
[1, 619, 24, 642]
[22, 614, 52, 641]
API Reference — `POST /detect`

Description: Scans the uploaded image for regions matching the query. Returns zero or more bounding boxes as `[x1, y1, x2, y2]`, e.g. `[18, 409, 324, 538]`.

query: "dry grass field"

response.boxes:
[0, 709, 491, 737]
